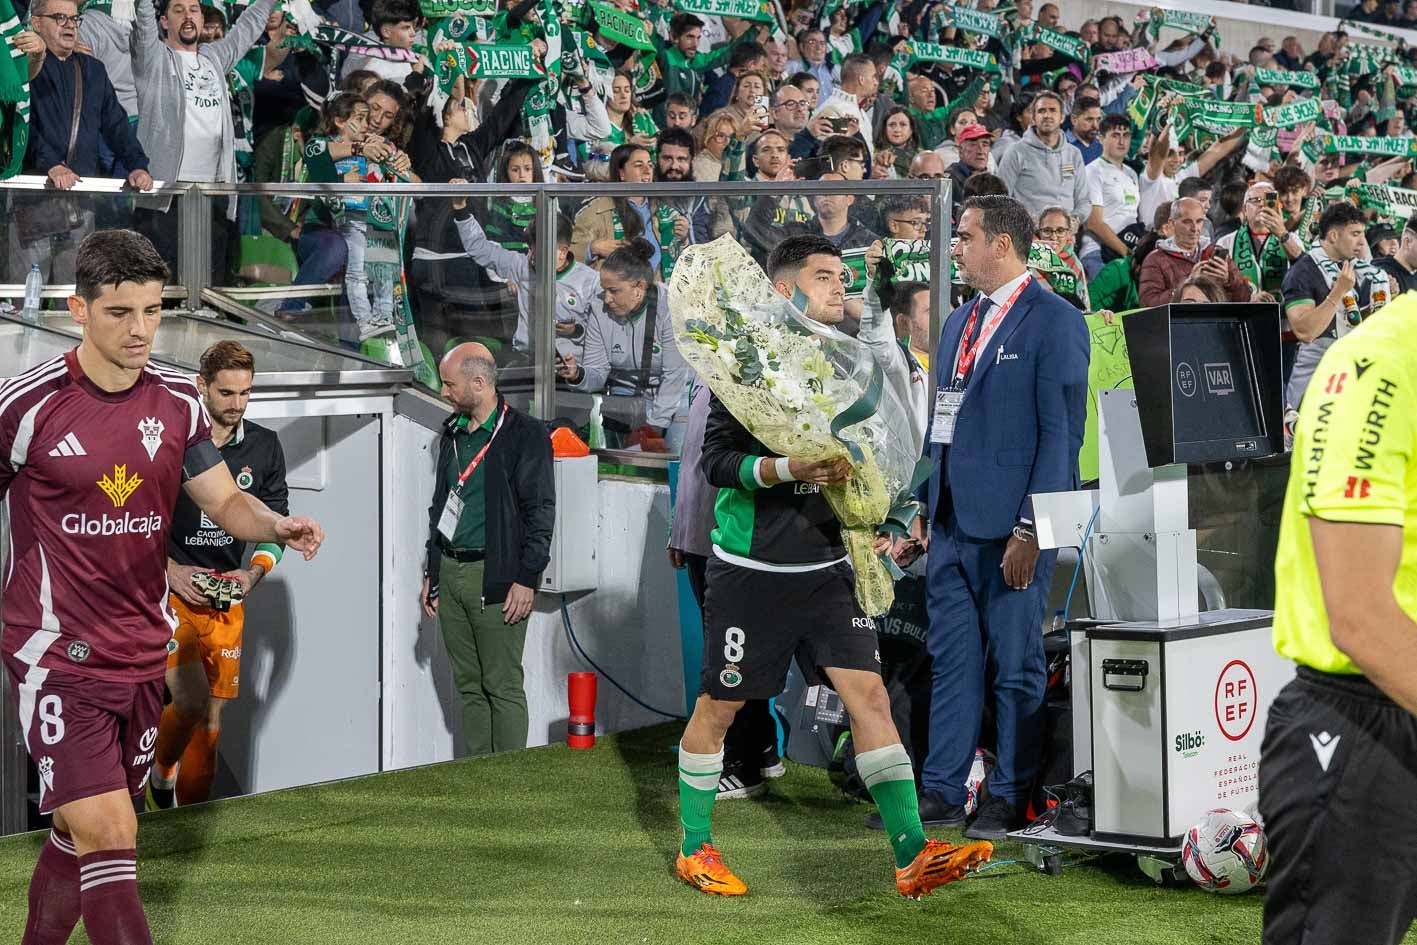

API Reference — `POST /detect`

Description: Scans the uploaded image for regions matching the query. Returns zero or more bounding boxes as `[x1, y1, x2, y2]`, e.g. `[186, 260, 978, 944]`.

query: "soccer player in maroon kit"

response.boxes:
[0, 230, 325, 945]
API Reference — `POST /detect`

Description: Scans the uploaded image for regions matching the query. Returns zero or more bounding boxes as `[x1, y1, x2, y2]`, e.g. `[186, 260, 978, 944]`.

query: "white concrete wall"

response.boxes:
[382, 408, 685, 770]
[216, 413, 383, 797]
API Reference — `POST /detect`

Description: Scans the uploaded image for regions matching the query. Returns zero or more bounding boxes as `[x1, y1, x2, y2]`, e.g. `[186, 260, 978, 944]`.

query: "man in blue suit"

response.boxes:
[918, 195, 1090, 840]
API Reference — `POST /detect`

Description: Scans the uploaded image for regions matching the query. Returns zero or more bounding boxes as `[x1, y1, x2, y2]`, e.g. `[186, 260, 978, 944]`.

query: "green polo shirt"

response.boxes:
[444, 409, 498, 552]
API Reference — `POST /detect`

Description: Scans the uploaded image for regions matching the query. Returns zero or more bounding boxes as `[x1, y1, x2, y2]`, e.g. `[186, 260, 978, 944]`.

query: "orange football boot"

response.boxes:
[676, 842, 748, 896]
[895, 839, 993, 899]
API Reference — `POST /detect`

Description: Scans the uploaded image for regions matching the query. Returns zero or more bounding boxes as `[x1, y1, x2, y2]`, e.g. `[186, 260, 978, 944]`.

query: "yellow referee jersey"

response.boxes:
[1273, 295, 1417, 673]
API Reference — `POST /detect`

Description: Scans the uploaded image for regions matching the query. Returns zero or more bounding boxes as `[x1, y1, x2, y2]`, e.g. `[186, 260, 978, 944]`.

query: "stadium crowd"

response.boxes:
[3, 0, 1417, 432]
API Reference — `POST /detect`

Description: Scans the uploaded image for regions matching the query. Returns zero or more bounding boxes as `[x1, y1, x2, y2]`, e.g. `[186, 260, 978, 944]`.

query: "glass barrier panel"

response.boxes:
[208, 185, 542, 410]
[0, 186, 188, 291]
[542, 181, 948, 463]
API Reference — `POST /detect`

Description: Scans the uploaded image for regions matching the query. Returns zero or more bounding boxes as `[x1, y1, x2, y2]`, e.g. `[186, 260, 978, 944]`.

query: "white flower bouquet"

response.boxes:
[669, 236, 921, 615]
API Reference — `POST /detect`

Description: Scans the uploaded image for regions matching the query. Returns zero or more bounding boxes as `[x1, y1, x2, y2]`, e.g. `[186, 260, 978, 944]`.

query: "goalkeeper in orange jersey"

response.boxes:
[146, 341, 289, 809]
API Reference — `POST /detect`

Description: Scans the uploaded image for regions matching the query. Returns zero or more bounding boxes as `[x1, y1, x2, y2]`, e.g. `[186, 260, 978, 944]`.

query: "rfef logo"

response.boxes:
[1176, 362, 1198, 398]
[1215, 659, 1257, 741]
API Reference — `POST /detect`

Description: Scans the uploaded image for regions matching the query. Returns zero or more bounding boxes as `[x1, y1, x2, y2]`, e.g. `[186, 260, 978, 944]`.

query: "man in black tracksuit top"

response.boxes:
[672, 236, 992, 900]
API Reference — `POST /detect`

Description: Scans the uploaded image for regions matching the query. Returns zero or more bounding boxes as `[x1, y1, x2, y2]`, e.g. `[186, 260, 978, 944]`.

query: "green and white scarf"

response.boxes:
[1321, 134, 1417, 158]
[938, 3, 1002, 39]
[0, 0, 29, 180]
[1027, 241, 1087, 308]
[1244, 125, 1279, 172]
[1355, 182, 1417, 219]
[1021, 24, 1088, 62]
[1148, 7, 1217, 48]
[654, 204, 684, 281]
[588, 1, 656, 51]
[674, 0, 775, 23]
[881, 238, 931, 284]
[230, 47, 263, 181]
[1230, 226, 1288, 295]
[904, 41, 997, 73]
[1252, 68, 1319, 90]
[1263, 98, 1322, 128]
[420, 0, 496, 17]
[1309, 245, 1389, 335]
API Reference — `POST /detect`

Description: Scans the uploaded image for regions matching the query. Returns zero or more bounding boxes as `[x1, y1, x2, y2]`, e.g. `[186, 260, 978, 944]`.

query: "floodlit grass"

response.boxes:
[0, 723, 1395, 945]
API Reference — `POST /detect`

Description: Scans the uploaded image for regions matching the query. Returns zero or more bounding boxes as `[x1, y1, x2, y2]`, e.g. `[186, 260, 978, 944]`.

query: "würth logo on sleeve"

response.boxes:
[138, 417, 165, 460]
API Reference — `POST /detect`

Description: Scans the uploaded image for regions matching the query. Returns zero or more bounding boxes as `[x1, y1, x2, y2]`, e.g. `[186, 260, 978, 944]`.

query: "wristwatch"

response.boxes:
[1011, 523, 1036, 542]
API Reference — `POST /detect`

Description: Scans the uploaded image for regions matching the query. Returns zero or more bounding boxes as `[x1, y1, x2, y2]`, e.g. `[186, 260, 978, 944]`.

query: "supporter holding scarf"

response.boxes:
[1216, 182, 1303, 299]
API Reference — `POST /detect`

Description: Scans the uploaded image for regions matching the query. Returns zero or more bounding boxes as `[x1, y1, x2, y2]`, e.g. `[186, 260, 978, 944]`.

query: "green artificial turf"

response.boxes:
[0, 723, 1403, 945]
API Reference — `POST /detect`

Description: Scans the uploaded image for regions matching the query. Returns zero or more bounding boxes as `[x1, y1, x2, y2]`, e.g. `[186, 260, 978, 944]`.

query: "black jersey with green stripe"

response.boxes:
[169, 420, 289, 572]
[700, 394, 845, 568]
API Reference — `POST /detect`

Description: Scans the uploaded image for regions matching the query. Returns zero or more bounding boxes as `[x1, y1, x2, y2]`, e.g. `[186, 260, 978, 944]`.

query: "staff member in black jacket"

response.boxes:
[421, 342, 555, 757]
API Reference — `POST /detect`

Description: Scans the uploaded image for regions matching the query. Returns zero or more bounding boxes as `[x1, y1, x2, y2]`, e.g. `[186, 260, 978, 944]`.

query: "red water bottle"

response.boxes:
[568, 672, 597, 749]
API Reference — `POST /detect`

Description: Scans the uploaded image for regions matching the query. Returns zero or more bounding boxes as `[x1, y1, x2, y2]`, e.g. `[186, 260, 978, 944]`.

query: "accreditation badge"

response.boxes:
[437, 491, 465, 542]
[930, 389, 965, 445]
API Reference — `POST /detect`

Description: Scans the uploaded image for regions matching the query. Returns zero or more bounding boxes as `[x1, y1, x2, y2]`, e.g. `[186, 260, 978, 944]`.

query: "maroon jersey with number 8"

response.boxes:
[0, 351, 218, 682]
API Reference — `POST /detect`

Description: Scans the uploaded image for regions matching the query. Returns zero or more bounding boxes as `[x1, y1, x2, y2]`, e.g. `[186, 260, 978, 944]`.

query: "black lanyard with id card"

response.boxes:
[930, 277, 1029, 446]
[437, 403, 509, 542]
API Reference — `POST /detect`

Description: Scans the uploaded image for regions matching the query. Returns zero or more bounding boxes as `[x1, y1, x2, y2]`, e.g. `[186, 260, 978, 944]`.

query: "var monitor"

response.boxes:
[1122, 303, 1284, 467]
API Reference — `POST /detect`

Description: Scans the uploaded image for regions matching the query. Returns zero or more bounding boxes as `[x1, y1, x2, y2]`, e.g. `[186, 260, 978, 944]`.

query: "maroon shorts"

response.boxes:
[1, 653, 164, 814]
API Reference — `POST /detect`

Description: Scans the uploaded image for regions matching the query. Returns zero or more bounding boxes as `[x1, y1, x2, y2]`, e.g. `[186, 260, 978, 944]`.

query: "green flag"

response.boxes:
[588, 1, 656, 51]
[0, 0, 29, 180]
[841, 246, 870, 299]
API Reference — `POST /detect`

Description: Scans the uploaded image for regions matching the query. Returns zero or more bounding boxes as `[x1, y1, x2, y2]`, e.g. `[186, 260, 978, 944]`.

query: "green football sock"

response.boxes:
[678, 744, 723, 857]
[858, 743, 927, 868]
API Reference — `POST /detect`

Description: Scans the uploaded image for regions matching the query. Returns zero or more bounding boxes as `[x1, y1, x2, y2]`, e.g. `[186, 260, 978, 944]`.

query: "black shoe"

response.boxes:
[964, 794, 1027, 841]
[865, 791, 966, 830]
[759, 743, 785, 780]
[716, 759, 766, 800]
[144, 779, 176, 812]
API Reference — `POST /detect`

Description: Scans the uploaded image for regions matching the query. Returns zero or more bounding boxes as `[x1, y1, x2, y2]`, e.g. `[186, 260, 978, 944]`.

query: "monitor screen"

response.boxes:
[1169, 318, 1263, 446]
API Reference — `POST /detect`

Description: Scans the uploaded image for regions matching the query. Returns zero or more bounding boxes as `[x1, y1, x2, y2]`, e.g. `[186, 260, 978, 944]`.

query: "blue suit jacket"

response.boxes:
[923, 278, 1090, 540]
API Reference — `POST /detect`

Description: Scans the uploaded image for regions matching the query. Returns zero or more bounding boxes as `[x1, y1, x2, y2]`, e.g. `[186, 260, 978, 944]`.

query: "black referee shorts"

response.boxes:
[1258, 667, 1417, 945]
[699, 557, 881, 701]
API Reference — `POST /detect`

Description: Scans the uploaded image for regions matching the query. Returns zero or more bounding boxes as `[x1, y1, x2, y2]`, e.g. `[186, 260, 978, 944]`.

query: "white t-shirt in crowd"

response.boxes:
[1080, 159, 1140, 256]
[176, 50, 225, 182]
[1138, 161, 1199, 231]
[360, 56, 414, 83]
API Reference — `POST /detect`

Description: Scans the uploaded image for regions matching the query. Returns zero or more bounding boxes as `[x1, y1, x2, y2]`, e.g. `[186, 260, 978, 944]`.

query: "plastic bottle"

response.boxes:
[21, 265, 42, 325]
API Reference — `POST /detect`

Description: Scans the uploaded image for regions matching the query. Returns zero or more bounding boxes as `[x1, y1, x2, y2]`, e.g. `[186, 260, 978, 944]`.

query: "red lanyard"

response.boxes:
[953, 276, 1031, 388]
[453, 403, 508, 493]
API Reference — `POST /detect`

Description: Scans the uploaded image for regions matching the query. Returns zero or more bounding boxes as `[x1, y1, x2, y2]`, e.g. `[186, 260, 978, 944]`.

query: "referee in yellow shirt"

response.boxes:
[1261, 294, 1417, 945]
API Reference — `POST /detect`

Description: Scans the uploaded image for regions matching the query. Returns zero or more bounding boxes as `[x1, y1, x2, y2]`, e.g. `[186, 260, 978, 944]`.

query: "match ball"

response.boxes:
[1181, 809, 1269, 895]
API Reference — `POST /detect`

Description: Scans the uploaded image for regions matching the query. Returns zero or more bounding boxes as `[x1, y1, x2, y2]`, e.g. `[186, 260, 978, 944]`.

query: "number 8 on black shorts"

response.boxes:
[700, 558, 881, 701]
